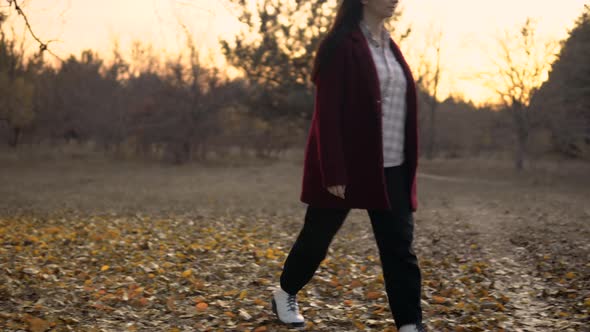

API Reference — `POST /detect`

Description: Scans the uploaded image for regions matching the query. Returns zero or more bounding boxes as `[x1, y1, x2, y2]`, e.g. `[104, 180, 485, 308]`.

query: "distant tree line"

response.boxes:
[531, 5, 590, 159]
[0, 10, 305, 163]
[0, 2, 588, 167]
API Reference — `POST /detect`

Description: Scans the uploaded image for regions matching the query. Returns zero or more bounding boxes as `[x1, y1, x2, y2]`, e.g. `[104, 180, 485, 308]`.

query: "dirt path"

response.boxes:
[417, 172, 589, 331]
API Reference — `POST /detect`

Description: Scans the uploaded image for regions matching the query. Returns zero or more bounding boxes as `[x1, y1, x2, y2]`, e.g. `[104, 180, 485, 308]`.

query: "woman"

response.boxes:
[271, 0, 426, 331]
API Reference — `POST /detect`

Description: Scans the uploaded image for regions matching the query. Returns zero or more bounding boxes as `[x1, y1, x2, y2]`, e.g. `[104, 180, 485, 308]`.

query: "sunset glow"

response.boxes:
[3, 0, 587, 104]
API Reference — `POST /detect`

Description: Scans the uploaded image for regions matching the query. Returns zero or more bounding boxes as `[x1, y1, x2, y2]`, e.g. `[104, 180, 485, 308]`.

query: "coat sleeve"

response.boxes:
[312, 41, 350, 188]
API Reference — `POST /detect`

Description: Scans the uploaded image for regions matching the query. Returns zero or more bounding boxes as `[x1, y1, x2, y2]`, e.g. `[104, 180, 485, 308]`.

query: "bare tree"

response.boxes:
[415, 26, 443, 159]
[487, 18, 557, 170]
[0, 18, 35, 147]
[220, 0, 409, 121]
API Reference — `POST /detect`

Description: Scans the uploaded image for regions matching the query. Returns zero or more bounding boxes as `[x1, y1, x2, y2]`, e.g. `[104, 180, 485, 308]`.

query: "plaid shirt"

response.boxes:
[359, 21, 407, 167]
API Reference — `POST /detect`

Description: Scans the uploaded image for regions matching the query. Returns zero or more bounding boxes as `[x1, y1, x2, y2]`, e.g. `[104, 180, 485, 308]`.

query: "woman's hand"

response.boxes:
[327, 185, 346, 199]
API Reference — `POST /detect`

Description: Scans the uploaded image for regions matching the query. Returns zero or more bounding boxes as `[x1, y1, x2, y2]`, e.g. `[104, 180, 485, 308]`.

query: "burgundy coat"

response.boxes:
[300, 25, 419, 212]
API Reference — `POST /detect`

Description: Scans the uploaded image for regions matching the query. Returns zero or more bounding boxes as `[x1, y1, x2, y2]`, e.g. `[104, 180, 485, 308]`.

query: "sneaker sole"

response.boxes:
[271, 297, 305, 328]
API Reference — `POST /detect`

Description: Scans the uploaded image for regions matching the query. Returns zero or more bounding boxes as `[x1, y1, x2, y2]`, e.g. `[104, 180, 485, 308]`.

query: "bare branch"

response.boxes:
[6, 0, 64, 62]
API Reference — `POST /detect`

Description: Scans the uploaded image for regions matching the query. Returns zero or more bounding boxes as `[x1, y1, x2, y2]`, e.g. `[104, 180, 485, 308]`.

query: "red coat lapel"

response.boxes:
[350, 27, 381, 112]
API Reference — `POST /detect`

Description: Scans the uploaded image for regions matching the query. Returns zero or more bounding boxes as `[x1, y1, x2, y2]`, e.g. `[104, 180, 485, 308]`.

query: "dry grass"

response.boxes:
[0, 146, 304, 218]
[2, 144, 589, 217]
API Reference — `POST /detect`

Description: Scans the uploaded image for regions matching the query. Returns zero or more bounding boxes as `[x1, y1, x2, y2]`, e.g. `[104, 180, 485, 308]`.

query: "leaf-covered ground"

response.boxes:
[0, 157, 588, 331]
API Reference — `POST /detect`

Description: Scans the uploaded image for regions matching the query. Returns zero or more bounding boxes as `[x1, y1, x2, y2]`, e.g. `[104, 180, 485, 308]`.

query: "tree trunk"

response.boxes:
[9, 127, 21, 148]
[426, 100, 438, 159]
[515, 136, 525, 171]
[513, 105, 528, 171]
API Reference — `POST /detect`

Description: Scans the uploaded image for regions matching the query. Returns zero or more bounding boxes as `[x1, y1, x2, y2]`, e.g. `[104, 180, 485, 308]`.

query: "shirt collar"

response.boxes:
[359, 20, 390, 48]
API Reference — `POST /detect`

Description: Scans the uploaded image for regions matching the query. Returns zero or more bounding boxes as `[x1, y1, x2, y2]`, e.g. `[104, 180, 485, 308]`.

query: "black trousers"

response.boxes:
[280, 162, 423, 328]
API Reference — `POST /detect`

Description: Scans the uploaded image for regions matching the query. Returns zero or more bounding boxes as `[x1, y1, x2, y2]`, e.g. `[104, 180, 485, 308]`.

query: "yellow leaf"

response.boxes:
[136, 297, 149, 307]
[92, 303, 115, 311]
[432, 295, 447, 304]
[350, 279, 363, 288]
[27, 235, 40, 243]
[330, 277, 340, 287]
[100, 265, 110, 272]
[500, 294, 511, 303]
[265, 248, 276, 259]
[223, 289, 238, 296]
[372, 305, 386, 314]
[565, 271, 575, 279]
[353, 320, 366, 330]
[26, 316, 51, 332]
[366, 291, 382, 300]
[166, 297, 177, 312]
[182, 269, 192, 278]
[239, 289, 248, 300]
[196, 302, 208, 311]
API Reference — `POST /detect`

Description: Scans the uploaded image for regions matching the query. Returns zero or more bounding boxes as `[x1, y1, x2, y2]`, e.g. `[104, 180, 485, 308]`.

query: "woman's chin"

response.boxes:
[382, 9, 396, 18]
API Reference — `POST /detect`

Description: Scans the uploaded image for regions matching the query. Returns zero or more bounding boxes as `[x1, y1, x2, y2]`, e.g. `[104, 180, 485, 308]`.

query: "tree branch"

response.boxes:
[6, 0, 64, 62]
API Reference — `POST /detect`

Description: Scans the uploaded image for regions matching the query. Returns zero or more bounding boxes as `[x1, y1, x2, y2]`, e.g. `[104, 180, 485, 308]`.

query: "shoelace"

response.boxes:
[286, 294, 298, 312]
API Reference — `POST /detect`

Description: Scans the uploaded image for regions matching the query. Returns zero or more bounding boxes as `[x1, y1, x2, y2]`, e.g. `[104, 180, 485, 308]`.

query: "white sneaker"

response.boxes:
[271, 286, 305, 328]
[399, 323, 428, 332]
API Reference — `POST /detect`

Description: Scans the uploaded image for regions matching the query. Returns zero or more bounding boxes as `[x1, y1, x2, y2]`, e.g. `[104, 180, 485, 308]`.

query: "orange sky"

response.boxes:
[3, 0, 587, 104]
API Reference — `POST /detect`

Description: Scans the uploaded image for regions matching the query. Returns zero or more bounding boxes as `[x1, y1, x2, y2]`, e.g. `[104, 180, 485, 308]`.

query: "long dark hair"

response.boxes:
[311, 0, 363, 83]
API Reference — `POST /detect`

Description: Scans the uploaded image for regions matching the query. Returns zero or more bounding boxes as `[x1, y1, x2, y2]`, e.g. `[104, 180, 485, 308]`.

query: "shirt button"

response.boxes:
[376, 99, 381, 104]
